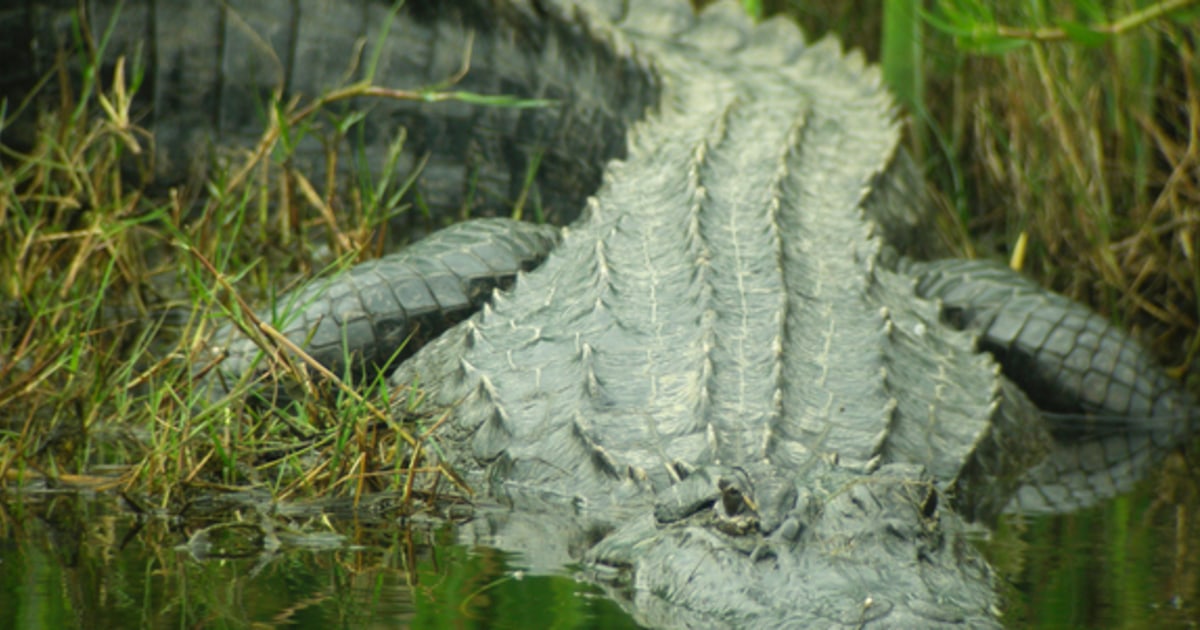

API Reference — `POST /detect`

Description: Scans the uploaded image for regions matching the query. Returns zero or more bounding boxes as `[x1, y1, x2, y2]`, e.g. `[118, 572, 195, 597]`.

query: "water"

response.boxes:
[984, 450, 1200, 628]
[2, 458, 1197, 629]
[0, 492, 640, 629]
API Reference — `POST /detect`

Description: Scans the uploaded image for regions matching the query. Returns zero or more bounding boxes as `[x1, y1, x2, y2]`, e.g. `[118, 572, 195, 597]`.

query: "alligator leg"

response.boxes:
[909, 257, 1195, 512]
[909, 257, 1191, 426]
[203, 218, 559, 404]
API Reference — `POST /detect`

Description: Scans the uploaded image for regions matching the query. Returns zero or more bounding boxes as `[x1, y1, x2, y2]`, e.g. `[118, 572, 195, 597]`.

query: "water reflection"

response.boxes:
[985, 449, 1199, 628]
[0, 494, 639, 629]
[2, 453, 1197, 630]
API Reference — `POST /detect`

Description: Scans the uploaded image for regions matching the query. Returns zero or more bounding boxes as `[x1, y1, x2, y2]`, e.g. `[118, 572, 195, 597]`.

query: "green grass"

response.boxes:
[0, 73, 424, 502]
[0, 14, 547, 508]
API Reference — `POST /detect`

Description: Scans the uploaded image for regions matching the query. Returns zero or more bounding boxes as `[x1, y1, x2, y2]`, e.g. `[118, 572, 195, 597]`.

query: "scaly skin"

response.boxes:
[3, 0, 1194, 627]
[204, 218, 559, 404]
[908, 258, 1194, 513]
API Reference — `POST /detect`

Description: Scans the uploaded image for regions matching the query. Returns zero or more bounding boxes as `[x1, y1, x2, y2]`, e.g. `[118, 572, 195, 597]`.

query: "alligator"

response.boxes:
[3, 0, 1194, 627]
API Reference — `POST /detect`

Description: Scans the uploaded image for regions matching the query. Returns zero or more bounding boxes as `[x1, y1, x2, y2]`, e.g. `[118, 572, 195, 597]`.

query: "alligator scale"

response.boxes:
[3, 1, 1194, 627]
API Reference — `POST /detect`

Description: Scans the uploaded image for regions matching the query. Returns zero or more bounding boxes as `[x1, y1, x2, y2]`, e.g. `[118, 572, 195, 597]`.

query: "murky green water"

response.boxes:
[3, 456, 1197, 630]
[983, 451, 1200, 628]
[0, 493, 639, 629]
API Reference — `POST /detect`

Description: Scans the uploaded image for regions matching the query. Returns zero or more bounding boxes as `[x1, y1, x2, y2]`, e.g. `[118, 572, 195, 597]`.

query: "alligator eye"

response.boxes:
[721, 485, 748, 516]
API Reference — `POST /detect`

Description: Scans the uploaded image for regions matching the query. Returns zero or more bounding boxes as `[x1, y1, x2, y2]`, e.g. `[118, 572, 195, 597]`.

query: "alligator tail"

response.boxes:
[0, 0, 659, 224]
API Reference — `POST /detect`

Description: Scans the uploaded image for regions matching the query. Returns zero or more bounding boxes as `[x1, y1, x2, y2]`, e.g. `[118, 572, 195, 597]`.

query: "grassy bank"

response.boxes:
[0, 45, 469, 508]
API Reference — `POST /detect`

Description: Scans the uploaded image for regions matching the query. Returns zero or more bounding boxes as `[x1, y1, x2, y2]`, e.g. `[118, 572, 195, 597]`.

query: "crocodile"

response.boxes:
[2, 0, 1194, 627]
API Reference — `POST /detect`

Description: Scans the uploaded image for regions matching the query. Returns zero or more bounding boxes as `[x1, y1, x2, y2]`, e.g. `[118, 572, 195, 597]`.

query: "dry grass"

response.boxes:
[0, 45, 475, 511]
[934, 7, 1197, 372]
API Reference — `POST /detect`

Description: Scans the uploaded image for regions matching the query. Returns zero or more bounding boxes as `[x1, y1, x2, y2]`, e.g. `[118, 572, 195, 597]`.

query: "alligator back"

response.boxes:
[378, 1, 1048, 522]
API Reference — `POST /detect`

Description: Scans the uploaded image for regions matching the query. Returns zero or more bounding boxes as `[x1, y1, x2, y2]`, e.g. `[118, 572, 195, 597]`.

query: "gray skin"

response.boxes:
[202, 218, 560, 405]
[3, 0, 1193, 627]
